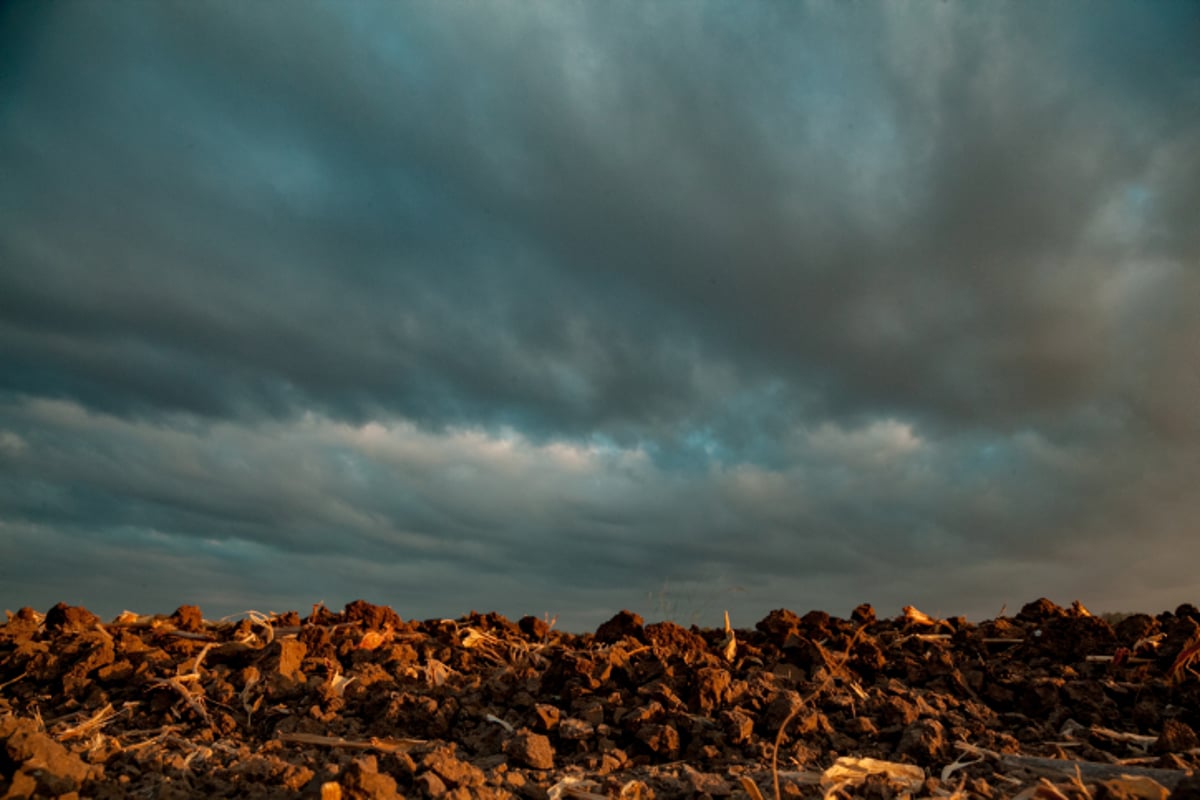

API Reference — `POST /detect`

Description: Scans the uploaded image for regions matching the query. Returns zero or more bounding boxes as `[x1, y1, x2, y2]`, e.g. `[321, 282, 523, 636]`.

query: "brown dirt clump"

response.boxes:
[2, 599, 1199, 798]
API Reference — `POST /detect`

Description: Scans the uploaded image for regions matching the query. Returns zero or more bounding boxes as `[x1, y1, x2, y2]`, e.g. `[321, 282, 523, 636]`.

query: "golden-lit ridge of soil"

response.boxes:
[3, 598, 1200, 799]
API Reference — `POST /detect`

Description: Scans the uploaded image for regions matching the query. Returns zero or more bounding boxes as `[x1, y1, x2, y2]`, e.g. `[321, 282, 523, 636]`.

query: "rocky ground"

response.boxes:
[3, 598, 1200, 799]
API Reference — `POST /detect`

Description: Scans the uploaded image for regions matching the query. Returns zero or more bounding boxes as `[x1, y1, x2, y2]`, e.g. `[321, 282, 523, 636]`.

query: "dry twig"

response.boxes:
[155, 676, 212, 726]
[56, 702, 122, 741]
[0, 670, 28, 690]
[275, 731, 425, 753]
[771, 626, 867, 800]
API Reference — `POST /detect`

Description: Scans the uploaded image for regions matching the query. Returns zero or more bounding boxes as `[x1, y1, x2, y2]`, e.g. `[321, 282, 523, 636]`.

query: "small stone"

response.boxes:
[847, 716, 879, 736]
[343, 600, 404, 630]
[414, 772, 447, 797]
[341, 757, 401, 800]
[692, 666, 732, 712]
[0, 715, 91, 794]
[1176, 604, 1200, 621]
[594, 610, 645, 644]
[643, 621, 708, 655]
[1155, 719, 1200, 754]
[1, 607, 40, 642]
[851, 603, 877, 625]
[259, 639, 307, 683]
[635, 723, 681, 758]
[533, 703, 560, 731]
[763, 691, 805, 731]
[558, 717, 594, 740]
[1167, 775, 1200, 800]
[800, 610, 832, 638]
[880, 694, 920, 726]
[721, 709, 755, 744]
[895, 719, 947, 764]
[169, 605, 204, 632]
[505, 730, 555, 770]
[598, 753, 624, 775]
[683, 765, 732, 795]
[421, 746, 484, 787]
[44, 602, 100, 633]
[574, 700, 605, 726]
[851, 639, 887, 675]
[756, 609, 803, 645]
[96, 660, 134, 683]
[1096, 776, 1169, 800]
[1017, 598, 1066, 622]
[518, 616, 550, 640]
[1115, 614, 1160, 647]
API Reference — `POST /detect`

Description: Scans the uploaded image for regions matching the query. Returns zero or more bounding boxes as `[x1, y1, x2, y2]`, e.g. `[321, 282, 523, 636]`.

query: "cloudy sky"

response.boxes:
[2, 2, 1198, 630]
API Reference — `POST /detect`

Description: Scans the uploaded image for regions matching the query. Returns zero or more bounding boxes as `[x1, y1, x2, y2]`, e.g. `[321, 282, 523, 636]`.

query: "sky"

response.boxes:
[1, 2, 1198, 631]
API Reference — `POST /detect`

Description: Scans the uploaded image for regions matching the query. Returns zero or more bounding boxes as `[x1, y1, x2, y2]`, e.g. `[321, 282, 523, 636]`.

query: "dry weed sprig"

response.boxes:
[323, 658, 356, 698]
[460, 627, 507, 663]
[162, 630, 216, 642]
[1032, 777, 1074, 800]
[275, 731, 425, 753]
[118, 725, 181, 753]
[186, 641, 215, 677]
[1169, 632, 1200, 682]
[738, 775, 767, 800]
[424, 658, 453, 687]
[240, 671, 262, 727]
[148, 642, 216, 727]
[941, 750, 985, 782]
[228, 610, 275, 646]
[462, 626, 549, 668]
[154, 676, 211, 726]
[0, 670, 28, 690]
[484, 713, 515, 733]
[1068, 764, 1093, 799]
[770, 625, 867, 800]
[56, 702, 123, 741]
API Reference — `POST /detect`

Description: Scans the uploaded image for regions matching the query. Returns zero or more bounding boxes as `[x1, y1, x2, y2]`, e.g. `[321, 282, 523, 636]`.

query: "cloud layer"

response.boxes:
[2, 2, 1198, 628]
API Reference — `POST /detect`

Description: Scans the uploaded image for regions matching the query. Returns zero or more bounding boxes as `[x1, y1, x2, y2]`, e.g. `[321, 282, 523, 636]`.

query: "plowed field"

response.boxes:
[3, 598, 1200, 799]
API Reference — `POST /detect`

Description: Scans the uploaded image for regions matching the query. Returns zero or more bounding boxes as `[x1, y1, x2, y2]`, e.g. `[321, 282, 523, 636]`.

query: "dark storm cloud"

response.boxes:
[3, 1, 1194, 441]
[2, 2, 1199, 625]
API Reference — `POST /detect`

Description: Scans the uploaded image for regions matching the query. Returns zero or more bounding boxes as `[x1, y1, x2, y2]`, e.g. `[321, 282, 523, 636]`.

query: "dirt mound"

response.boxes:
[2, 599, 1199, 798]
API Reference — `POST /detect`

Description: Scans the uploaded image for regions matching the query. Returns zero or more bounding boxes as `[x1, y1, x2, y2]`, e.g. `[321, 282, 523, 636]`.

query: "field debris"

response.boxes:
[2, 597, 1200, 798]
[820, 756, 924, 793]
